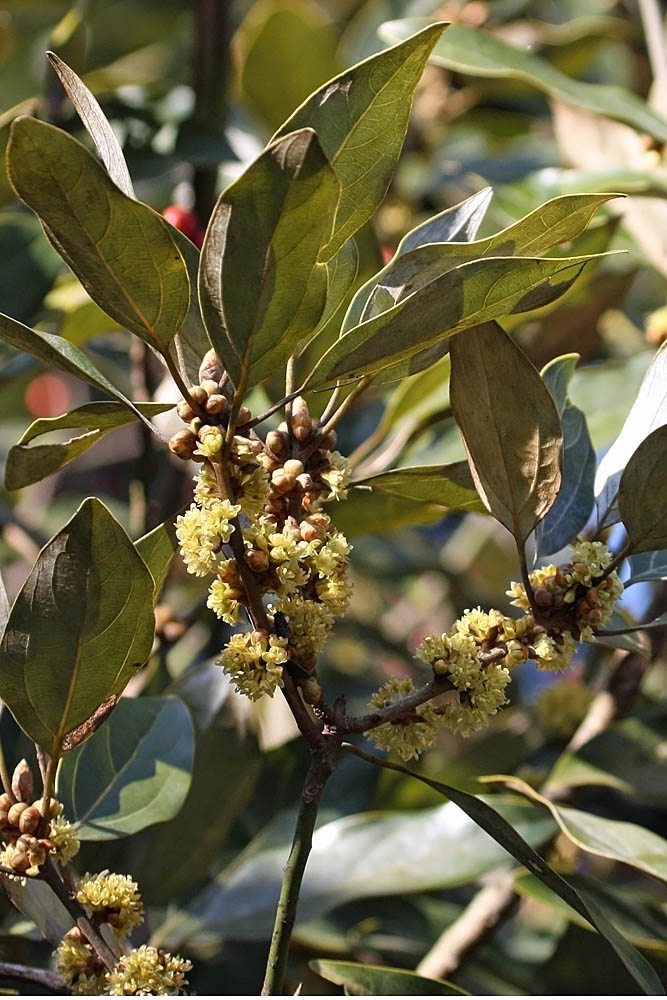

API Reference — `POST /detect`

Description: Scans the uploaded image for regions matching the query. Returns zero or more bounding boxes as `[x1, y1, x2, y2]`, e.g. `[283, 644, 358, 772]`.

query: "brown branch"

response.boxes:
[41, 863, 120, 972]
[0, 960, 68, 994]
[341, 674, 454, 734]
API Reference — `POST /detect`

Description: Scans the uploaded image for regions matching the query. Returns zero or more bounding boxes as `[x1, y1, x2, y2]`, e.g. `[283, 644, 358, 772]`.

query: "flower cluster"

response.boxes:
[172, 357, 353, 701]
[535, 680, 594, 738]
[106, 945, 192, 996]
[367, 678, 440, 759]
[0, 760, 79, 876]
[76, 872, 144, 938]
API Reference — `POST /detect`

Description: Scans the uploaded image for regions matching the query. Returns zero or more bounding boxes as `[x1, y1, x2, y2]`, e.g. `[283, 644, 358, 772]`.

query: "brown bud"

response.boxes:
[271, 470, 296, 495]
[237, 405, 252, 426]
[246, 549, 270, 573]
[205, 394, 228, 415]
[168, 429, 197, 460]
[1, 828, 18, 843]
[176, 400, 196, 423]
[11, 760, 33, 803]
[317, 428, 337, 450]
[302, 490, 320, 510]
[266, 430, 288, 456]
[27, 845, 46, 867]
[18, 807, 41, 836]
[554, 570, 568, 588]
[552, 592, 565, 610]
[200, 379, 219, 396]
[533, 588, 553, 609]
[587, 588, 599, 605]
[292, 396, 309, 419]
[585, 608, 603, 624]
[292, 421, 312, 443]
[189, 385, 209, 407]
[16, 834, 36, 853]
[296, 473, 314, 491]
[283, 459, 304, 479]
[249, 630, 268, 644]
[66, 927, 84, 943]
[9, 852, 31, 873]
[301, 678, 322, 704]
[573, 562, 589, 577]
[299, 521, 319, 542]
[260, 453, 281, 473]
[0, 793, 12, 813]
[0, 811, 8, 829]
[7, 802, 28, 827]
[199, 349, 225, 384]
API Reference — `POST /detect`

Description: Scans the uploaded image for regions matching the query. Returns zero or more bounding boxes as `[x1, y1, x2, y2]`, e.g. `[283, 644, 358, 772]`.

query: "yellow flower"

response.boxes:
[105, 945, 191, 996]
[218, 631, 289, 700]
[55, 936, 106, 995]
[176, 498, 240, 576]
[320, 451, 351, 500]
[49, 815, 80, 864]
[365, 677, 439, 761]
[274, 596, 334, 659]
[76, 872, 143, 938]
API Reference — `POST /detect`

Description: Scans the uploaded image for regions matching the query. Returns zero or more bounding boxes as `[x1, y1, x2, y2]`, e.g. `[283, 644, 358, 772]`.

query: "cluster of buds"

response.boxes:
[57, 928, 191, 996]
[173, 357, 353, 701]
[365, 541, 624, 758]
[0, 760, 78, 875]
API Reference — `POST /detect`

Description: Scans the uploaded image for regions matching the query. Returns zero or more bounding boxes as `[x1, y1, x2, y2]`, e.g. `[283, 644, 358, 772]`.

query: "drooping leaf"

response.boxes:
[379, 20, 667, 142]
[332, 489, 449, 536]
[597, 610, 667, 636]
[449, 322, 562, 543]
[0, 877, 72, 946]
[274, 22, 445, 257]
[46, 51, 135, 198]
[160, 794, 555, 945]
[0, 212, 62, 323]
[618, 425, 667, 554]
[544, 707, 667, 807]
[309, 254, 595, 386]
[626, 549, 667, 586]
[317, 238, 359, 334]
[536, 354, 595, 557]
[198, 128, 339, 389]
[56, 696, 193, 840]
[0, 498, 155, 750]
[311, 959, 467, 996]
[0, 313, 141, 417]
[5, 401, 173, 490]
[7, 117, 190, 357]
[135, 512, 183, 601]
[353, 463, 485, 512]
[134, 664, 262, 903]
[346, 750, 663, 996]
[592, 613, 650, 655]
[344, 187, 493, 332]
[595, 342, 667, 527]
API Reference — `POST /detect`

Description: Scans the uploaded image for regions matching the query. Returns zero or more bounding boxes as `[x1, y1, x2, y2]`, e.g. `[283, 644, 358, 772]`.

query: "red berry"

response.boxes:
[162, 205, 205, 248]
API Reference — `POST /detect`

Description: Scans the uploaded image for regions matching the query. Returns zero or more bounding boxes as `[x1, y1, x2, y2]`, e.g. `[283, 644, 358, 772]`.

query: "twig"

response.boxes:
[246, 389, 306, 430]
[318, 375, 375, 436]
[42, 863, 120, 972]
[416, 873, 516, 980]
[261, 752, 337, 995]
[0, 960, 68, 994]
[317, 384, 343, 427]
[341, 674, 454, 734]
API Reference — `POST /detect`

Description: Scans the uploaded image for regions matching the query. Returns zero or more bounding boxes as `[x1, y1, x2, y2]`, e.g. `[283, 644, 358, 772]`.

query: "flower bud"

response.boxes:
[176, 400, 196, 422]
[11, 760, 33, 803]
[16, 834, 36, 853]
[199, 349, 225, 384]
[301, 678, 322, 704]
[7, 802, 28, 827]
[290, 397, 312, 441]
[246, 549, 270, 573]
[9, 851, 31, 873]
[0, 793, 12, 813]
[200, 379, 219, 396]
[189, 385, 209, 407]
[168, 429, 197, 460]
[296, 473, 314, 491]
[249, 629, 268, 644]
[266, 430, 288, 456]
[317, 428, 337, 450]
[533, 588, 553, 609]
[237, 406, 252, 426]
[18, 806, 42, 835]
[260, 453, 281, 472]
[283, 459, 304, 479]
[205, 394, 228, 415]
[271, 470, 296, 494]
[0, 811, 8, 828]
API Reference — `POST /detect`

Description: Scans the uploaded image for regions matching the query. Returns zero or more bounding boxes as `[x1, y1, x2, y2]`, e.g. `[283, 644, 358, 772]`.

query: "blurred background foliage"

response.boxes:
[1, 0, 667, 994]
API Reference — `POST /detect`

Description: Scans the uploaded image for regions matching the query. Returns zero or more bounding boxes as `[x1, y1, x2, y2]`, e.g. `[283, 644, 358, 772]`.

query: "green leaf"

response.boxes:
[135, 512, 183, 601]
[309, 255, 595, 386]
[0, 876, 72, 946]
[449, 322, 562, 543]
[618, 425, 667, 554]
[5, 401, 173, 490]
[0, 312, 141, 417]
[372, 355, 452, 443]
[344, 187, 493, 334]
[347, 751, 663, 996]
[332, 489, 449, 537]
[544, 707, 667, 807]
[56, 695, 193, 840]
[357, 193, 618, 327]
[274, 22, 445, 257]
[626, 549, 667, 586]
[46, 51, 135, 198]
[160, 794, 555, 945]
[0, 498, 155, 750]
[379, 20, 667, 143]
[536, 355, 595, 557]
[7, 117, 190, 357]
[353, 463, 485, 512]
[595, 342, 667, 527]
[311, 959, 467, 996]
[134, 664, 262, 903]
[317, 238, 359, 335]
[0, 212, 61, 324]
[198, 128, 339, 389]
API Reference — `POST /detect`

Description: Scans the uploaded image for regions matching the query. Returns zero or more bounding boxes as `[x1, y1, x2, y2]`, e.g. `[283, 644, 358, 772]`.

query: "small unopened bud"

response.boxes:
[302, 490, 320, 509]
[533, 588, 553, 609]
[237, 406, 252, 425]
[292, 422, 312, 443]
[290, 397, 312, 441]
[16, 834, 36, 853]
[7, 802, 28, 827]
[205, 394, 228, 415]
[168, 429, 197, 460]
[283, 459, 304, 479]
[266, 430, 288, 455]
[189, 385, 209, 407]
[18, 806, 41, 836]
[0, 793, 11, 813]
[301, 678, 322, 704]
[299, 520, 319, 542]
[249, 630, 268, 644]
[0, 811, 8, 828]
[11, 761, 33, 803]
[585, 608, 603, 624]
[271, 470, 296, 494]
[296, 473, 314, 491]
[176, 400, 196, 423]
[199, 349, 225, 384]
[260, 453, 281, 473]
[200, 379, 219, 396]
[9, 852, 31, 873]
[573, 562, 589, 577]
[318, 428, 337, 450]
[246, 549, 270, 573]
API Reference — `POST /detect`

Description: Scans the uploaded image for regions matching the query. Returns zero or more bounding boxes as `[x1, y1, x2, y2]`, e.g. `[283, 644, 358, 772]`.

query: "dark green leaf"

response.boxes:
[135, 664, 262, 903]
[198, 128, 339, 389]
[5, 401, 172, 490]
[309, 255, 594, 386]
[7, 117, 190, 356]
[595, 342, 667, 527]
[135, 512, 183, 601]
[536, 355, 595, 557]
[56, 696, 193, 840]
[626, 549, 667, 586]
[0, 212, 61, 323]
[311, 959, 467, 995]
[274, 22, 445, 257]
[450, 323, 562, 543]
[380, 20, 667, 142]
[0, 312, 141, 416]
[346, 750, 663, 996]
[0, 877, 72, 946]
[354, 463, 485, 512]
[332, 489, 448, 536]
[0, 498, 155, 750]
[619, 425, 667, 553]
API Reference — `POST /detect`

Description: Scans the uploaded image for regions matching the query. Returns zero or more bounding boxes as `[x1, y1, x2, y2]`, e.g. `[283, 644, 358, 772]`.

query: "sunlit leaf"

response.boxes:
[618, 425, 667, 553]
[311, 959, 467, 995]
[353, 463, 485, 512]
[135, 512, 183, 601]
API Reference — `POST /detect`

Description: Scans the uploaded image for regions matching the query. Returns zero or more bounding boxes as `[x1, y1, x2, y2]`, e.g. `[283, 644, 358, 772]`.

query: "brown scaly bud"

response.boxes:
[66, 927, 84, 944]
[246, 549, 270, 573]
[176, 400, 196, 423]
[283, 459, 304, 479]
[554, 570, 568, 588]
[168, 429, 197, 460]
[199, 349, 225, 384]
[271, 470, 296, 495]
[237, 405, 252, 426]
[0, 811, 8, 829]
[260, 453, 281, 473]
[200, 379, 219, 396]
[189, 385, 209, 407]
[9, 851, 31, 873]
[0, 793, 12, 813]
[533, 588, 554, 609]
[205, 394, 228, 415]
[291, 397, 312, 441]
[302, 490, 320, 510]
[7, 802, 28, 827]
[18, 806, 41, 836]
[16, 834, 36, 853]
[317, 428, 337, 450]
[296, 473, 314, 491]
[573, 562, 589, 577]
[301, 677, 322, 704]
[299, 520, 319, 542]
[11, 761, 33, 803]
[266, 430, 288, 456]
[1, 828, 18, 843]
